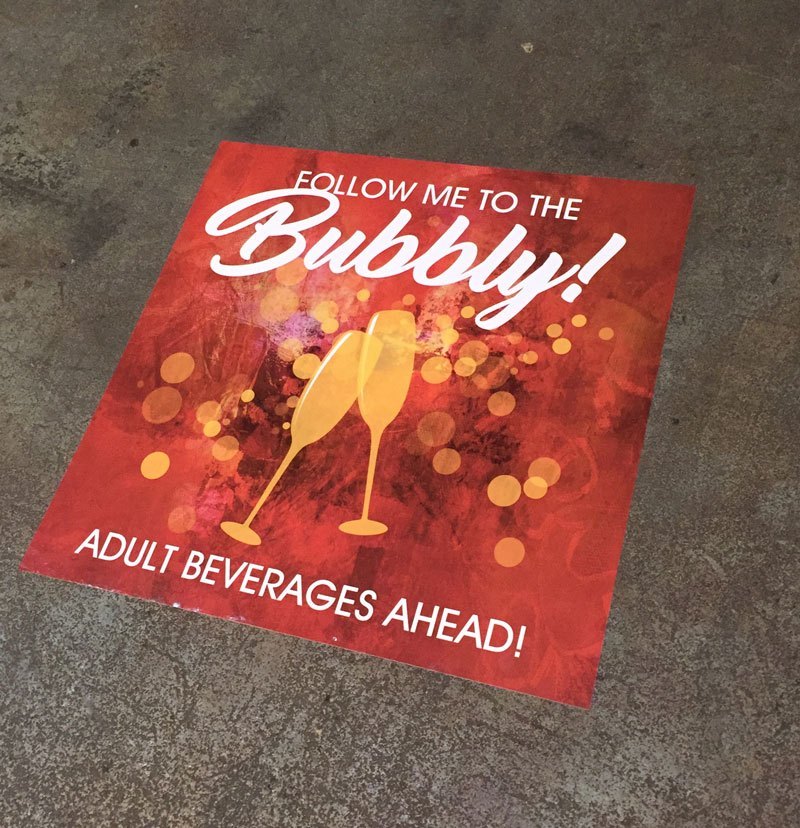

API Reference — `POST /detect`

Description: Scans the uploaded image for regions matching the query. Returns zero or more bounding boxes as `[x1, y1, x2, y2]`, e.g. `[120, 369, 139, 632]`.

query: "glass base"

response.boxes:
[338, 518, 388, 536]
[220, 521, 262, 546]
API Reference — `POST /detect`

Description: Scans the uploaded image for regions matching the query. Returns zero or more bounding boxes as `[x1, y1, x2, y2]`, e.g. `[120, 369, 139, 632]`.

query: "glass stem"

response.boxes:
[361, 429, 383, 520]
[244, 443, 300, 526]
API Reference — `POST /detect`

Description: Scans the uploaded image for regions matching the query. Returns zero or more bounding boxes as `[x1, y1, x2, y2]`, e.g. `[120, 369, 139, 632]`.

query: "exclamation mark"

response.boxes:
[513, 625, 527, 658]
[561, 232, 627, 303]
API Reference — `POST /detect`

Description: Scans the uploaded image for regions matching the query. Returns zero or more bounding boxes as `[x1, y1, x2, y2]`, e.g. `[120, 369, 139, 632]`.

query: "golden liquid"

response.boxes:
[291, 330, 382, 449]
[357, 311, 416, 432]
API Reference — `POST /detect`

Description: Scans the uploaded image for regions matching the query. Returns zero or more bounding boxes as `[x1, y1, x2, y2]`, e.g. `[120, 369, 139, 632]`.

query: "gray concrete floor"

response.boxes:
[2, 1, 798, 825]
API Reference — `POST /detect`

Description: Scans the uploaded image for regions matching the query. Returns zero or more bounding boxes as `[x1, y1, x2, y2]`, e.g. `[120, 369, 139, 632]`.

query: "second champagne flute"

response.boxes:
[340, 310, 416, 536]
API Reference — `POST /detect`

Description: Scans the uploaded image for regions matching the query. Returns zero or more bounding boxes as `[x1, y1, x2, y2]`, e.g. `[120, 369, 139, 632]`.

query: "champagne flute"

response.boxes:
[221, 330, 383, 546]
[340, 310, 416, 536]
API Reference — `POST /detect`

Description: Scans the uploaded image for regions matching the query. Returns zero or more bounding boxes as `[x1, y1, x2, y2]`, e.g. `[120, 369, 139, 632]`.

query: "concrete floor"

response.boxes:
[1, 2, 798, 825]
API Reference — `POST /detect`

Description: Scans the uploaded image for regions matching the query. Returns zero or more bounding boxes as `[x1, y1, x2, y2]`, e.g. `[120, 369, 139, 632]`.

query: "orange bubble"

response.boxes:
[282, 422, 290, 430]
[286, 395, 299, 408]
[402, 293, 416, 306]
[275, 402, 289, 416]
[488, 391, 516, 416]
[599, 327, 615, 340]
[487, 475, 521, 507]
[212, 435, 239, 461]
[293, 353, 321, 379]
[420, 356, 452, 384]
[459, 340, 489, 365]
[240, 389, 255, 403]
[523, 476, 548, 499]
[507, 332, 523, 345]
[432, 448, 461, 475]
[321, 318, 339, 334]
[278, 338, 304, 362]
[460, 305, 476, 319]
[454, 357, 477, 377]
[494, 537, 525, 567]
[472, 356, 510, 390]
[440, 328, 459, 347]
[571, 314, 587, 328]
[311, 300, 338, 322]
[528, 457, 561, 485]
[160, 352, 195, 384]
[356, 288, 371, 301]
[552, 337, 572, 355]
[260, 285, 298, 322]
[203, 420, 222, 438]
[275, 260, 306, 286]
[196, 400, 222, 424]
[140, 451, 169, 480]
[142, 387, 182, 424]
[417, 411, 456, 447]
[168, 505, 196, 533]
[520, 350, 538, 365]
[546, 323, 563, 338]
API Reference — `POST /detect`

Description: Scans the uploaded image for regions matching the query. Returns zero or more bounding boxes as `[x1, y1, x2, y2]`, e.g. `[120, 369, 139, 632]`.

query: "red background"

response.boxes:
[20, 142, 693, 708]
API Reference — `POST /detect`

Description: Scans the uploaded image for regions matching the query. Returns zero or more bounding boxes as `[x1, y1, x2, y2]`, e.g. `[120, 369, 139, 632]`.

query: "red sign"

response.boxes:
[21, 142, 693, 707]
